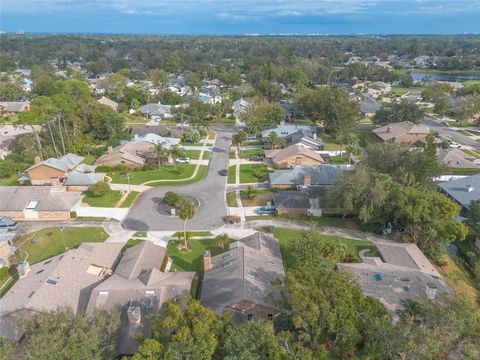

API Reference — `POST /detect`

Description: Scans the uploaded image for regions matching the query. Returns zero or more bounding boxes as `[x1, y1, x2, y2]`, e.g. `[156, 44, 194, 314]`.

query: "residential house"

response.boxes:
[273, 186, 330, 217]
[285, 130, 325, 150]
[0, 101, 30, 116]
[140, 103, 172, 120]
[0, 125, 41, 160]
[86, 241, 194, 355]
[97, 96, 119, 111]
[127, 124, 182, 138]
[95, 133, 180, 169]
[201, 233, 285, 323]
[21, 153, 105, 189]
[265, 145, 326, 168]
[338, 243, 450, 319]
[261, 125, 316, 139]
[232, 98, 252, 119]
[269, 165, 347, 188]
[0, 186, 82, 220]
[438, 174, 480, 210]
[437, 148, 480, 169]
[372, 121, 429, 144]
[0, 233, 17, 268]
[360, 96, 381, 116]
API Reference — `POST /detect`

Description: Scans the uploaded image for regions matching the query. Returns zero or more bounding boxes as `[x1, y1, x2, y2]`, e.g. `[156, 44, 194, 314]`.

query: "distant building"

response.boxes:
[262, 125, 316, 139]
[338, 243, 450, 319]
[372, 121, 429, 144]
[97, 96, 119, 111]
[360, 96, 381, 116]
[232, 98, 252, 119]
[285, 130, 325, 150]
[139, 103, 172, 120]
[201, 232, 285, 323]
[0, 101, 30, 115]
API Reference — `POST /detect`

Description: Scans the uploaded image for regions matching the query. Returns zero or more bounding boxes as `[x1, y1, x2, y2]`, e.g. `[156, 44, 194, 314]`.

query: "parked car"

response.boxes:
[446, 140, 461, 148]
[255, 206, 277, 215]
[250, 155, 264, 162]
[218, 169, 228, 176]
[0, 216, 17, 232]
[175, 157, 191, 163]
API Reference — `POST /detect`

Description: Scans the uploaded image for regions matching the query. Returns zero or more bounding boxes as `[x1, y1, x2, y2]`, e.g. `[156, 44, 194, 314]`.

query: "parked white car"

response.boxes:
[446, 140, 461, 148]
[175, 157, 191, 163]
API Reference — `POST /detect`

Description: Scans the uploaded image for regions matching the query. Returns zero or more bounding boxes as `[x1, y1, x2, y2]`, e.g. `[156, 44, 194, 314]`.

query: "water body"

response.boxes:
[412, 72, 480, 83]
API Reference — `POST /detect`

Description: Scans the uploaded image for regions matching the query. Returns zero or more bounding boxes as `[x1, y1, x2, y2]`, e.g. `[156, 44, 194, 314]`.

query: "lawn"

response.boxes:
[444, 168, 480, 175]
[147, 165, 207, 186]
[82, 190, 123, 207]
[83, 155, 97, 165]
[226, 191, 238, 207]
[16, 227, 109, 265]
[460, 149, 480, 160]
[435, 254, 478, 300]
[239, 164, 270, 184]
[240, 188, 276, 207]
[172, 231, 214, 238]
[0, 174, 21, 186]
[272, 228, 377, 271]
[355, 131, 380, 148]
[182, 150, 202, 159]
[202, 151, 212, 160]
[245, 140, 264, 146]
[238, 149, 265, 159]
[329, 156, 350, 165]
[120, 191, 140, 208]
[227, 165, 236, 184]
[215, 117, 236, 125]
[464, 79, 480, 87]
[324, 142, 343, 151]
[108, 164, 196, 184]
[457, 130, 473, 137]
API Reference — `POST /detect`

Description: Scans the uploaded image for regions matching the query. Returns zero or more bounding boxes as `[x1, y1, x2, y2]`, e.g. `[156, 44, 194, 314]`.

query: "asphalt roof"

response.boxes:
[438, 174, 480, 210]
[273, 191, 310, 209]
[27, 153, 84, 172]
[0, 186, 82, 211]
[64, 171, 106, 186]
[269, 165, 346, 186]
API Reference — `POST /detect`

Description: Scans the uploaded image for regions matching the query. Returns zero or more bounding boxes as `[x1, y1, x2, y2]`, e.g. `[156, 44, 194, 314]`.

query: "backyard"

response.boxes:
[14, 227, 109, 265]
[82, 190, 123, 207]
[272, 227, 377, 271]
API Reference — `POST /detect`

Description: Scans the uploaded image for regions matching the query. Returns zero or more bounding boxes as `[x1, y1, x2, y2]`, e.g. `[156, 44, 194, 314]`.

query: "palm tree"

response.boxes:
[232, 131, 247, 154]
[246, 119, 262, 138]
[214, 233, 230, 249]
[154, 142, 167, 167]
[268, 131, 280, 149]
[177, 198, 196, 250]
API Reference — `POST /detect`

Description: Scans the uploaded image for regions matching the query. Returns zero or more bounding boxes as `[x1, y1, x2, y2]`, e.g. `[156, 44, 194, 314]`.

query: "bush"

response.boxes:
[164, 191, 180, 207]
[90, 181, 111, 197]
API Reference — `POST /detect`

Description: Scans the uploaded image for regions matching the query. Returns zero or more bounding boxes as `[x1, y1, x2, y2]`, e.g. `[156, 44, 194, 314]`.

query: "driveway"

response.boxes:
[423, 117, 480, 150]
[123, 129, 233, 231]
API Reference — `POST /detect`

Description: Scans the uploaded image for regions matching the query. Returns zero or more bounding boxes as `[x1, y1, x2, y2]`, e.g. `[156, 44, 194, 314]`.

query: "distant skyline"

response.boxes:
[1, 0, 479, 35]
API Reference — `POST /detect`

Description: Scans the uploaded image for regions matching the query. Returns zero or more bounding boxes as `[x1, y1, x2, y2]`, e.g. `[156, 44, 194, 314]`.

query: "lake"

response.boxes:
[412, 72, 480, 83]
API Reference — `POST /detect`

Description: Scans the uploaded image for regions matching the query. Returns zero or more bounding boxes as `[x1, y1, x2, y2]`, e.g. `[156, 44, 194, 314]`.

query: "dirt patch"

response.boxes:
[435, 255, 478, 300]
[242, 193, 274, 207]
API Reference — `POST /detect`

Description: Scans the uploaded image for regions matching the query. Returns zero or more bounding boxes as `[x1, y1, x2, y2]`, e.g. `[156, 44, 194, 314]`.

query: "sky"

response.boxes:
[1, 0, 479, 35]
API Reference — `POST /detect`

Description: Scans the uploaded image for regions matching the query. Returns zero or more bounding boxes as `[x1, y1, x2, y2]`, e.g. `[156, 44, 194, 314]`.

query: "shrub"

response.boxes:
[164, 191, 180, 206]
[90, 181, 111, 197]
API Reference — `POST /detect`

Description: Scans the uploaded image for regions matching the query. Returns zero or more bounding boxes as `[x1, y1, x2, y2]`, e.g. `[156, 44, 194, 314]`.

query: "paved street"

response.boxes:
[123, 129, 233, 231]
[423, 117, 480, 150]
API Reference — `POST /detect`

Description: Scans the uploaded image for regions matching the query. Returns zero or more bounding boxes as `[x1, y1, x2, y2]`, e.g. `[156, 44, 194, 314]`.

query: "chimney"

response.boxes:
[303, 175, 311, 186]
[107, 146, 113, 154]
[127, 306, 142, 326]
[313, 133, 317, 140]
[203, 250, 212, 272]
[17, 261, 31, 278]
[34, 155, 41, 164]
[466, 179, 474, 192]
[387, 126, 391, 133]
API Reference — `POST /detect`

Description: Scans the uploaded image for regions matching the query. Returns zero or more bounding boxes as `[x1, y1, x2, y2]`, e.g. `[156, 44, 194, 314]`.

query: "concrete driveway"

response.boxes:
[123, 129, 233, 231]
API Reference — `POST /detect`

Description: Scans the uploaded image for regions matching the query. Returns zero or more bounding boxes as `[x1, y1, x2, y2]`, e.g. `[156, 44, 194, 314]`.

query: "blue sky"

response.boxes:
[1, 0, 479, 35]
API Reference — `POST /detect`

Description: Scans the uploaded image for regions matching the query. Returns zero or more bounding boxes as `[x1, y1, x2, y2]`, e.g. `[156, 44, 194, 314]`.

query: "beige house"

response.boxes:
[373, 121, 429, 144]
[22, 153, 104, 188]
[97, 96, 119, 111]
[201, 233, 285, 323]
[264, 144, 326, 168]
[0, 186, 82, 220]
[95, 133, 180, 169]
[437, 148, 480, 169]
[0, 102, 30, 116]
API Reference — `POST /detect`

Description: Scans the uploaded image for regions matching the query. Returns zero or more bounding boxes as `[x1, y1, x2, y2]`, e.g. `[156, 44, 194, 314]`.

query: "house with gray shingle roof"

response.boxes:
[201, 232, 285, 323]
[438, 174, 480, 210]
[437, 148, 480, 169]
[140, 103, 172, 119]
[372, 121, 429, 144]
[262, 124, 316, 139]
[269, 165, 349, 188]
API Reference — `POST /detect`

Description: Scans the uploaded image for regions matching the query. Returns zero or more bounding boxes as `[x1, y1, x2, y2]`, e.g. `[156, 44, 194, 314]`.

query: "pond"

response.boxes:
[411, 72, 480, 83]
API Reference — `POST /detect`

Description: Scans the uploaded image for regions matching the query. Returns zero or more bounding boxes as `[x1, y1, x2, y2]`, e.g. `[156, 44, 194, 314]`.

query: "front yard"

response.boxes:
[272, 227, 377, 271]
[108, 164, 196, 184]
[120, 191, 140, 208]
[240, 188, 276, 207]
[82, 190, 123, 207]
[227, 164, 270, 184]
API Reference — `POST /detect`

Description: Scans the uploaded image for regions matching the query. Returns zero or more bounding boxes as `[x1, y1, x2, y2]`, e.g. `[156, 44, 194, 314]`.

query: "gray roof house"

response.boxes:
[359, 96, 381, 116]
[437, 149, 480, 169]
[338, 243, 450, 319]
[262, 125, 316, 139]
[285, 130, 325, 150]
[438, 174, 480, 210]
[201, 233, 285, 323]
[86, 241, 195, 355]
[140, 103, 172, 119]
[269, 165, 349, 187]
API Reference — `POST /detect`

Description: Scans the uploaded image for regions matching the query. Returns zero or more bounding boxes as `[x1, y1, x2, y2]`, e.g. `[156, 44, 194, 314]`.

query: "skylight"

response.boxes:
[46, 279, 57, 285]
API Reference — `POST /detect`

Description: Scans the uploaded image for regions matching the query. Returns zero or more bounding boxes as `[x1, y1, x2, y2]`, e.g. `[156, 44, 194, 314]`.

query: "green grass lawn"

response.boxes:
[461, 149, 480, 160]
[457, 130, 473, 137]
[202, 151, 212, 160]
[239, 164, 270, 183]
[227, 165, 236, 184]
[16, 227, 109, 265]
[355, 131, 380, 148]
[215, 117, 236, 125]
[240, 188, 276, 207]
[239, 149, 265, 159]
[329, 156, 350, 164]
[465, 79, 480, 87]
[83, 155, 97, 165]
[226, 191, 238, 207]
[120, 191, 140, 208]
[0, 174, 21, 186]
[272, 228, 377, 271]
[122, 239, 144, 251]
[108, 164, 196, 184]
[179, 141, 205, 146]
[173, 231, 214, 238]
[147, 165, 207, 186]
[444, 168, 480, 175]
[82, 190, 123, 207]
[182, 150, 202, 159]
[324, 142, 343, 151]
[245, 140, 264, 146]
[446, 121, 478, 128]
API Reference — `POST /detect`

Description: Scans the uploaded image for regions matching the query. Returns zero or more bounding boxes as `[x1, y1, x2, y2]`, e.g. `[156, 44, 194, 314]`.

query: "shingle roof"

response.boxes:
[0, 101, 29, 112]
[132, 133, 180, 148]
[437, 149, 479, 169]
[27, 153, 84, 172]
[438, 174, 480, 210]
[287, 131, 325, 149]
[140, 103, 171, 116]
[0, 186, 82, 211]
[97, 96, 118, 109]
[262, 125, 315, 138]
[373, 121, 429, 142]
[269, 165, 346, 186]
[64, 172, 106, 186]
[115, 241, 166, 280]
[201, 233, 285, 314]
[273, 191, 310, 209]
[265, 144, 325, 164]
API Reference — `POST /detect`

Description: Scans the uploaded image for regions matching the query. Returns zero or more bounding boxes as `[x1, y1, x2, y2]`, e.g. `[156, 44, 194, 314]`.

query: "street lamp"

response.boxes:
[123, 172, 132, 192]
[59, 225, 67, 251]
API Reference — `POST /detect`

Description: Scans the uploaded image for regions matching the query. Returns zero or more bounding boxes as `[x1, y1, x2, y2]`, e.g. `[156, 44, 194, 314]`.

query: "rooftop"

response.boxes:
[373, 121, 429, 142]
[269, 165, 348, 186]
[26, 153, 84, 173]
[438, 174, 480, 210]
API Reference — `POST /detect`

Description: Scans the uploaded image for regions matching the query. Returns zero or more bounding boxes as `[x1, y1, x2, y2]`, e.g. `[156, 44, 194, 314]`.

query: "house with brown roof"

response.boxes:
[86, 241, 194, 355]
[0, 186, 82, 220]
[201, 233, 285, 323]
[372, 121, 429, 145]
[21, 153, 105, 189]
[95, 133, 181, 169]
[264, 144, 326, 168]
[97, 96, 119, 111]
[338, 243, 450, 320]
[0, 101, 30, 116]
[437, 148, 480, 169]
